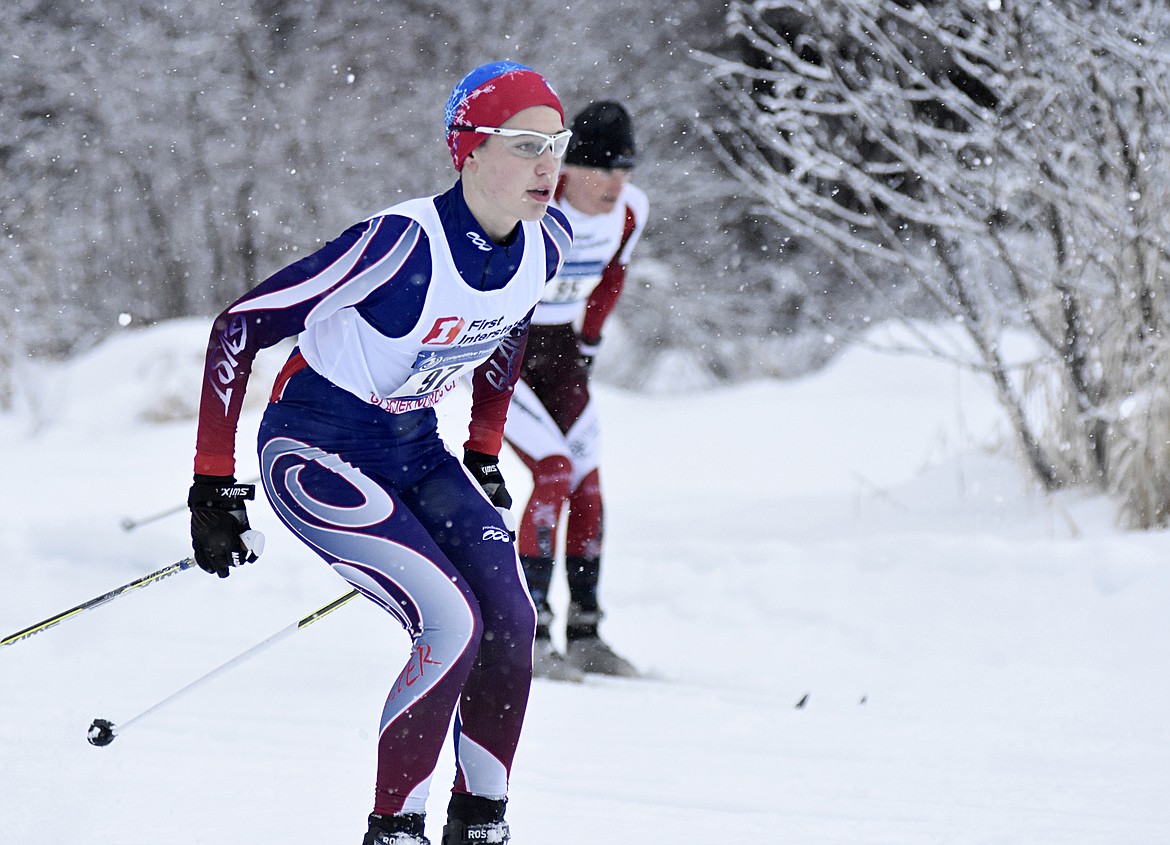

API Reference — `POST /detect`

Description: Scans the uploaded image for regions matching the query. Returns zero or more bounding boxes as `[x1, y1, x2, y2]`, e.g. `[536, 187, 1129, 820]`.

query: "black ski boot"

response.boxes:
[565, 603, 639, 678]
[441, 794, 510, 845]
[533, 632, 585, 682]
[364, 812, 430, 845]
[523, 555, 584, 682]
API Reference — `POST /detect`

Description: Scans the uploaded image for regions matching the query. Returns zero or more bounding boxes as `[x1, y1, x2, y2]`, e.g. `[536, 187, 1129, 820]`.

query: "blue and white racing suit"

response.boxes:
[193, 182, 571, 814]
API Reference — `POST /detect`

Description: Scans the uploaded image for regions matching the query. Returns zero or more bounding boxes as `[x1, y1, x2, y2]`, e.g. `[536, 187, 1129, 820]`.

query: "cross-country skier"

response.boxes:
[502, 101, 649, 681]
[186, 61, 573, 845]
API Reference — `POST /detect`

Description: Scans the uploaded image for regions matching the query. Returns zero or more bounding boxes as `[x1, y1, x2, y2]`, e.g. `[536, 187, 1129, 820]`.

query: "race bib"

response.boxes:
[387, 341, 496, 399]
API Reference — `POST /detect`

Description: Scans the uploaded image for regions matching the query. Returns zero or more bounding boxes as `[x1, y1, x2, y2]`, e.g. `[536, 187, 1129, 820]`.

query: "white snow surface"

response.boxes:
[1, 319, 1167, 844]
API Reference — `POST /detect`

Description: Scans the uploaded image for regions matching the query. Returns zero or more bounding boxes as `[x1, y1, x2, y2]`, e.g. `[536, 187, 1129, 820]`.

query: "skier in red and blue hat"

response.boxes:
[187, 61, 573, 845]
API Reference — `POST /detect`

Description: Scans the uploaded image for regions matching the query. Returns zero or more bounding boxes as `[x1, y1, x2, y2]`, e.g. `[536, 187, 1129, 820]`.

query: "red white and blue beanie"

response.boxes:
[444, 61, 564, 171]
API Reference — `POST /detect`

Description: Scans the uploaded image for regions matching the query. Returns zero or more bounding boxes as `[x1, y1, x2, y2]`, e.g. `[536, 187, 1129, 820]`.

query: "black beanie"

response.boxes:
[564, 101, 637, 169]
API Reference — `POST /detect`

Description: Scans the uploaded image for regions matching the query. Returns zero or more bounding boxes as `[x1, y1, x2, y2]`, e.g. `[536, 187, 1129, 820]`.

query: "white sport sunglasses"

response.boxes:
[452, 125, 573, 159]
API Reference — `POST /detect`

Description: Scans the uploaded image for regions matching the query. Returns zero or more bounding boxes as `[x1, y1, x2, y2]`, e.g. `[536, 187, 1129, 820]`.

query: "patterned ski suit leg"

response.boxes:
[258, 372, 535, 815]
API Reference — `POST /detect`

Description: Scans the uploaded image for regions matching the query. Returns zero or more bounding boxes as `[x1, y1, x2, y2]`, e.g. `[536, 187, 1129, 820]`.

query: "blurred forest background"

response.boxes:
[5, 0, 1170, 525]
[2, 0, 755, 386]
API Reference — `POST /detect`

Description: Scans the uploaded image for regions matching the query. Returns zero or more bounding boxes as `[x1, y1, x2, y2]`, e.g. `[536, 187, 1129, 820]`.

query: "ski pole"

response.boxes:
[120, 501, 188, 532]
[121, 475, 261, 531]
[1, 557, 198, 649]
[87, 588, 361, 746]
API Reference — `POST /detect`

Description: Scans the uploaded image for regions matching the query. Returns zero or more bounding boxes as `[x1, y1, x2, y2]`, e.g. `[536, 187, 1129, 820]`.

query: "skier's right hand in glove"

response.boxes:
[188, 475, 265, 578]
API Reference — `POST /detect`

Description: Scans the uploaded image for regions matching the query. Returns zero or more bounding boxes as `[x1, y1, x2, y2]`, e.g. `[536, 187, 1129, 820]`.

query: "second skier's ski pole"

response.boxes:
[1, 557, 198, 649]
[87, 589, 361, 746]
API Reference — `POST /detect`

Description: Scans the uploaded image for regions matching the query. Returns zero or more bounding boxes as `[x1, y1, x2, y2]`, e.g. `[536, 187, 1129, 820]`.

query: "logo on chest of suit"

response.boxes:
[466, 231, 492, 252]
[421, 316, 466, 345]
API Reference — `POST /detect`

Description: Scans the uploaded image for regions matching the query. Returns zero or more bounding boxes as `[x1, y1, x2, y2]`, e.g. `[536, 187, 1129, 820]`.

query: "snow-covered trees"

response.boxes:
[708, 0, 1170, 526]
[2, 0, 736, 401]
[11, 0, 1170, 524]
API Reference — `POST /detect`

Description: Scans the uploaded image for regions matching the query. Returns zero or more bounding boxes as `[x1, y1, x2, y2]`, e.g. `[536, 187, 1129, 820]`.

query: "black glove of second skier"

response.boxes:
[463, 450, 513, 510]
[578, 336, 601, 375]
[188, 475, 264, 578]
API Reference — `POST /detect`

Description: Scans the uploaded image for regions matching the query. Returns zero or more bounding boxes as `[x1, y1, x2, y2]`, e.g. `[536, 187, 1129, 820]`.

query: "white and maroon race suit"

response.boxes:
[502, 177, 648, 617]
[193, 182, 570, 815]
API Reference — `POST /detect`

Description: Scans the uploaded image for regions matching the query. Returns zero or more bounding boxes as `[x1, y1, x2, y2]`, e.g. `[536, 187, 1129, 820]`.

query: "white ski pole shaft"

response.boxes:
[87, 589, 360, 746]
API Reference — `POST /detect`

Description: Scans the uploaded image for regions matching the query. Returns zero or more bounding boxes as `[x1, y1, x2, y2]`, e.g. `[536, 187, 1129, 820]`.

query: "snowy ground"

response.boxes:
[2, 319, 1168, 844]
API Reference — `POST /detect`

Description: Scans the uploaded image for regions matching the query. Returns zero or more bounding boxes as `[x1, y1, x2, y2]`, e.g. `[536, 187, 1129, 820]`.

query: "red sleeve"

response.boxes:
[580, 260, 626, 345]
[464, 319, 531, 456]
[194, 311, 263, 477]
[579, 205, 637, 344]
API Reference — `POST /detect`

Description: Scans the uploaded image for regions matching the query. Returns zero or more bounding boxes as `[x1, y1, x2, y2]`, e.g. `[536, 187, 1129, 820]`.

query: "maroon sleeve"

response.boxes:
[464, 318, 531, 456]
[579, 205, 637, 345]
[193, 310, 273, 477]
[580, 261, 627, 346]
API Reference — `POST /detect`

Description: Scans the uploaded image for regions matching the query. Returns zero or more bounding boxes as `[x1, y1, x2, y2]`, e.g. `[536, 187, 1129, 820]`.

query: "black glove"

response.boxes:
[188, 475, 264, 578]
[578, 336, 601, 375]
[463, 450, 512, 510]
[463, 450, 517, 540]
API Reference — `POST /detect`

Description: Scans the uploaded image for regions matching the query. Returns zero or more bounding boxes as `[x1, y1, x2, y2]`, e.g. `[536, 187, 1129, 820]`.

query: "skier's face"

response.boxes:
[461, 106, 565, 242]
[561, 165, 632, 216]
